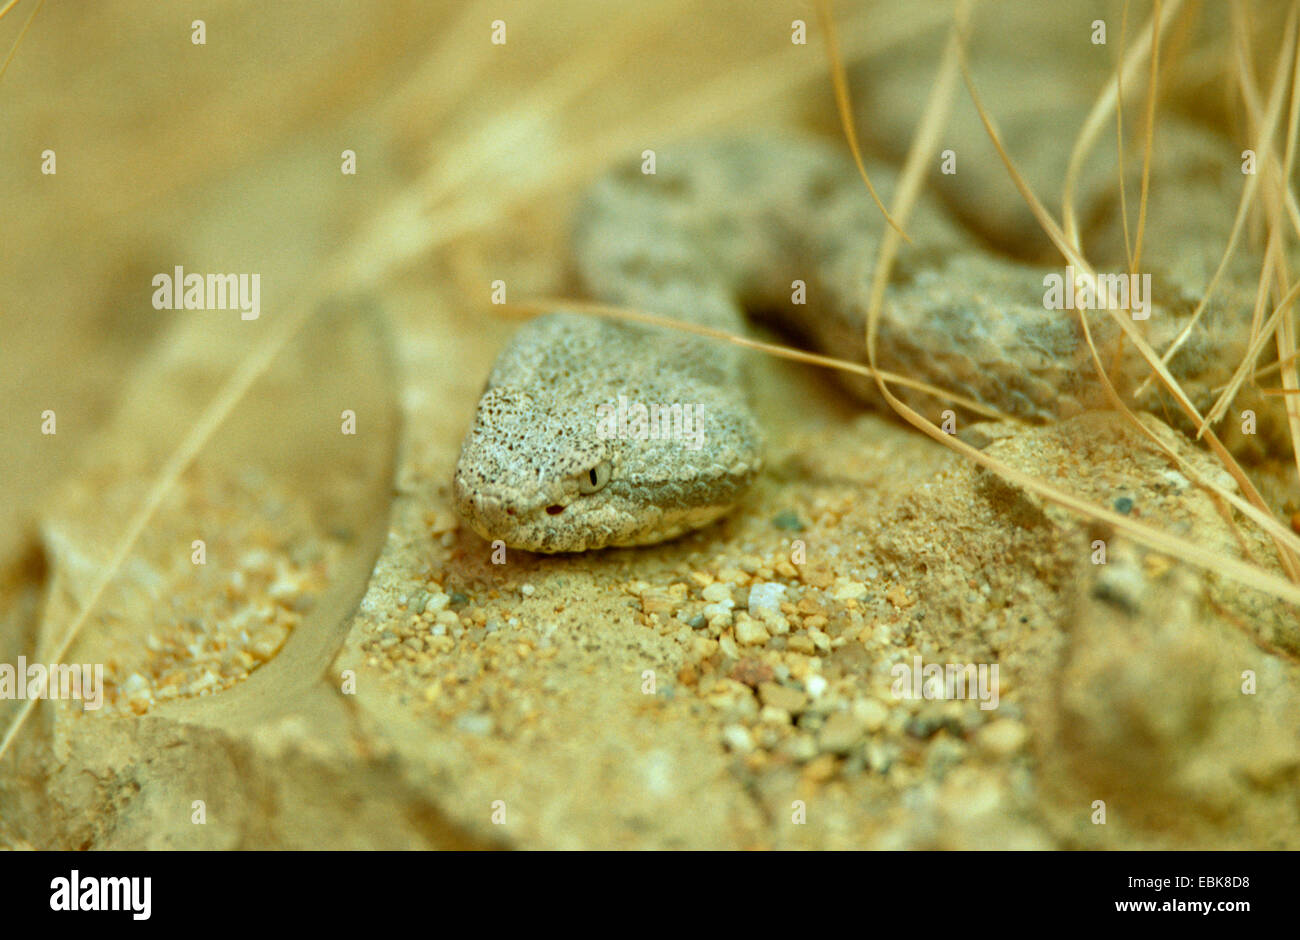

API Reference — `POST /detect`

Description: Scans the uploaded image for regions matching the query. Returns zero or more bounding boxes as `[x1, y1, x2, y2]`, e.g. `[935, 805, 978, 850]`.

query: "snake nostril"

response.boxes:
[545, 504, 565, 515]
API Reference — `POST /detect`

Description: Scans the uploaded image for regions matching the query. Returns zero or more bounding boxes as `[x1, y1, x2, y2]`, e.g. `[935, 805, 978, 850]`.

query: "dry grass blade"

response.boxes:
[1129, 0, 1162, 277]
[1137, 2, 1297, 401]
[1061, 0, 1181, 250]
[414, 2, 693, 217]
[1228, 2, 1300, 484]
[1114, 1, 1134, 271]
[1214, 348, 1300, 388]
[1109, 0, 1166, 385]
[0, 0, 42, 85]
[1272, 7, 1300, 486]
[1201, 267, 1300, 433]
[814, 0, 912, 243]
[504, 298, 1023, 424]
[0, 278, 355, 763]
[351, 3, 941, 284]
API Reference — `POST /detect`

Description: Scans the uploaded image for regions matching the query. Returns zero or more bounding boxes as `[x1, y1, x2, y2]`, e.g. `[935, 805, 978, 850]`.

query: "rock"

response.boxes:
[722, 725, 755, 754]
[803, 753, 838, 782]
[747, 582, 787, 618]
[759, 681, 808, 714]
[734, 614, 771, 646]
[853, 698, 889, 732]
[978, 719, 1029, 756]
[831, 577, 868, 602]
[454, 712, 494, 736]
[819, 710, 864, 754]
[787, 635, 816, 655]
[771, 510, 805, 531]
[778, 733, 819, 763]
[702, 583, 733, 604]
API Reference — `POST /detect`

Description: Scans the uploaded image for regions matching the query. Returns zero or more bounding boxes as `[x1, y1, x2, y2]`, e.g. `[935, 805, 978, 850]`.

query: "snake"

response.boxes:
[452, 129, 1248, 553]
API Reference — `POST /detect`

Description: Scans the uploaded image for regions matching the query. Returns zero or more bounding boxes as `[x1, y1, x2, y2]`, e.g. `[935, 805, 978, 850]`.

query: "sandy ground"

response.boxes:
[2, 1, 1299, 849]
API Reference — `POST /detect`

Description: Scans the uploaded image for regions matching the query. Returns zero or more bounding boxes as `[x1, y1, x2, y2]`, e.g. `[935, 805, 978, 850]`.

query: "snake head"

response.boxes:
[452, 313, 762, 553]
[453, 385, 623, 552]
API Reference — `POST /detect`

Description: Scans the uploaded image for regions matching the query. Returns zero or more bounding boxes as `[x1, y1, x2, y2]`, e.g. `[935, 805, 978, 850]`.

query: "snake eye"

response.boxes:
[577, 460, 611, 495]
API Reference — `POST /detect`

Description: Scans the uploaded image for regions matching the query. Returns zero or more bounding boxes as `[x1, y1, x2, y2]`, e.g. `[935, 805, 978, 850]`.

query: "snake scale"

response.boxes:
[453, 128, 1251, 553]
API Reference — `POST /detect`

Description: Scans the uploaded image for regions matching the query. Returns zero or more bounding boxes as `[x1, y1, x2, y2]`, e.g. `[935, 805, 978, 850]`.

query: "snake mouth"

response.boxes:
[545, 504, 566, 515]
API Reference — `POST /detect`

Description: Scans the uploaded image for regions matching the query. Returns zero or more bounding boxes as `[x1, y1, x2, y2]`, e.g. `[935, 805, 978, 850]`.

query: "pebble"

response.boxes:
[729, 657, 773, 688]
[831, 577, 868, 602]
[693, 637, 720, 658]
[762, 612, 791, 636]
[701, 583, 734, 604]
[760, 705, 793, 725]
[779, 733, 818, 763]
[748, 582, 787, 617]
[454, 712, 494, 736]
[1091, 558, 1145, 614]
[885, 584, 913, 608]
[771, 510, 805, 531]
[1160, 470, 1189, 491]
[704, 605, 734, 628]
[865, 740, 893, 774]
[734, 614, 771, 646]
[977, 719, 1030, 756]
[804, 674, 828, 699]
[705, 679, 759, 716]
[758, 681, 808, 714]
[853, 698, 889, 732]
[722, 724, 755, 754]
[803, 752, 838, 782]
[748, 582, 791, 634]
[906, 703, 965, 739]
[818, 710, 864, 754]
[639, 587, 679, 620]
[718, 634, 741, 660]
[787, 635, 816, 655]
